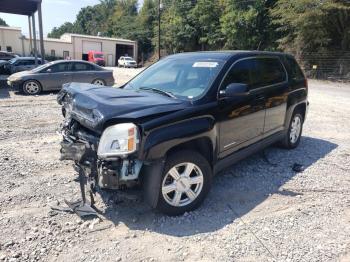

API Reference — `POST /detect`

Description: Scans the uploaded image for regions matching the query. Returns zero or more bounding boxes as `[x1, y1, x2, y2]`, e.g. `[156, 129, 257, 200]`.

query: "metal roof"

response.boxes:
[0, 0, 41, 16]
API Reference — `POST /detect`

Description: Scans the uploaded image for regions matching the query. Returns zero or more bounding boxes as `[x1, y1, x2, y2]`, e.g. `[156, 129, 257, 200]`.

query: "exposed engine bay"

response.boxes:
[60, 118, 143, 191]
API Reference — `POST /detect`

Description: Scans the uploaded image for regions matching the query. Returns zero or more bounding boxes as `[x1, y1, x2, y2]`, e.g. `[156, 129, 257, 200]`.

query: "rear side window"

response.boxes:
[221, 57, 287, 91]
[251, 57, 286, 88]
[74, 62, 94, 71]
[285, 56, 305, 81]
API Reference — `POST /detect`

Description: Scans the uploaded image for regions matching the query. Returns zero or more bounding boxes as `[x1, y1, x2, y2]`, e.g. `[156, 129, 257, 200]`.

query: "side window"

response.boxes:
[27, 60, 35, 65]
[74, 63, 93, 71]
[48, 63, 70, 73]
[286, 56, 304, 81]
[251, 58, 286, 88]
[222, 59, 254, 89]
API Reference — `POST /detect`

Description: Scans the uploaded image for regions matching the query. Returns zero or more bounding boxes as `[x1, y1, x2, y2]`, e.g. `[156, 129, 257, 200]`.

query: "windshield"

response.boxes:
[125, 57, 224, 99]
[124, 57, 133, 61]
[31, 62, 54, 73]
[94, 53, 104, 59]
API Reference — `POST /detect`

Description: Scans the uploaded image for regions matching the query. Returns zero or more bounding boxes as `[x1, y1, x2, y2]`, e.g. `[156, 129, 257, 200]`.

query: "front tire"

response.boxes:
[156, 150, 212, 216]
[281, 111, 304, 149]
[22, 80, 42, 95]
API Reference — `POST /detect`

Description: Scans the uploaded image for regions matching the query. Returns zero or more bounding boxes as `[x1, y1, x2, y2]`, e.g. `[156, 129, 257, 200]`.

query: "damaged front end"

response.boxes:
[58, 87, 144, 215]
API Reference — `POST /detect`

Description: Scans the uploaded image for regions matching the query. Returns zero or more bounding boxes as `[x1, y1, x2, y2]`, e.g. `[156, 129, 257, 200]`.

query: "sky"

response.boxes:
[0, 0, 144, 37]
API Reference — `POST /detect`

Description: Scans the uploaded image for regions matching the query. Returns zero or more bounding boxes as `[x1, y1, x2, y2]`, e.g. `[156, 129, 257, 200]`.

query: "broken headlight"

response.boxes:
[97, 123, 140, 158]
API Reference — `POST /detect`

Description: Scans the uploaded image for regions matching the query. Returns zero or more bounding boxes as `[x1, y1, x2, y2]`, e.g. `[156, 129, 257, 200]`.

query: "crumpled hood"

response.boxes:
[57, 83, 187, 132]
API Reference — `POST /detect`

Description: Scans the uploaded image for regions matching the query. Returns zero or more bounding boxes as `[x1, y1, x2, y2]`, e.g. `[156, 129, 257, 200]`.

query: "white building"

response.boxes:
[0, 26, 138, 66]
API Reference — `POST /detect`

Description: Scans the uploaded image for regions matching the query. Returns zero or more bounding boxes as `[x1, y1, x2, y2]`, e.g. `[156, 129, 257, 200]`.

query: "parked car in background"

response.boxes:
[58, 51, 308, 215]
[5, 57, 46, 74]
[7, 60, 114, 95]
[118, 56, 137, 68]
[0, 60, 10, 74]
[88, 51, 105, 66]
[0, 51, 18, 61]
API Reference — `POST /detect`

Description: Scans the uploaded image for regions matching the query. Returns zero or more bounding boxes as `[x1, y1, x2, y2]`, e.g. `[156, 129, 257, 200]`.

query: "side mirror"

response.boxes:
[220, 83, 249, 98]
[46, 68, 52, 73]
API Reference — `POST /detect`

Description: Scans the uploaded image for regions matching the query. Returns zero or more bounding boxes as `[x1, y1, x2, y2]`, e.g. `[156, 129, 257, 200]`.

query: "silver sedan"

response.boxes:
[7, 60, 115, 95]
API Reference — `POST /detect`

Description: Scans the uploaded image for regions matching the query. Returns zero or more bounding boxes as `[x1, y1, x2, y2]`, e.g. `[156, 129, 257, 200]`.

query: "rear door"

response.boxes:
[253, 57, 288, 136]
[72, 62, 96, 83]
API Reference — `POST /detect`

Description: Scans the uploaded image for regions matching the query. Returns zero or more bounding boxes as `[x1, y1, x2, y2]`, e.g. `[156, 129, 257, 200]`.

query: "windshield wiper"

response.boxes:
[139, 87, 177, 98]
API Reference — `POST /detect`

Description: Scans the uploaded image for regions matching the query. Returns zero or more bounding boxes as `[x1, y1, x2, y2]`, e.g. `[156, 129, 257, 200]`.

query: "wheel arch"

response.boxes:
[22, 79, 43, 93]
[140, 116, 218, 165]
[165, 137, 214, 167]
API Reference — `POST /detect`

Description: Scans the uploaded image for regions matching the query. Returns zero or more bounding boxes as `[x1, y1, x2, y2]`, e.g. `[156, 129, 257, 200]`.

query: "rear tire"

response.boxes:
[155, 150, 212, 216]
[281, 111, 303, 149]
[22, 80, 42, 95]
[92, 79, 105, 86]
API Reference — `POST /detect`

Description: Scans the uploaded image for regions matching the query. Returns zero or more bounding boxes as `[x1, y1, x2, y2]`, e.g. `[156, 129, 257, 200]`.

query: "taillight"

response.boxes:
[304, 78, 308, 88]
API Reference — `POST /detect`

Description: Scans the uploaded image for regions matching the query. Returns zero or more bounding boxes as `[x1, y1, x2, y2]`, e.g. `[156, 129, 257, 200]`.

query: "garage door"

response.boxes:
[82, 41, 102, 54]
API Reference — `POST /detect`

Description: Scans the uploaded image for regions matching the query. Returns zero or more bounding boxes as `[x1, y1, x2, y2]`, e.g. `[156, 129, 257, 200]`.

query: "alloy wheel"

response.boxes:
[161, 162, 204, 207]
[93, 79, 105, 86]
[24, 81, 40, 95]
[290, 115, 302, 144]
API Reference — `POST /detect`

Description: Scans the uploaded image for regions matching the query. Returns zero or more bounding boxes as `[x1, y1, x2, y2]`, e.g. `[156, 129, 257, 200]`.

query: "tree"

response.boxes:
[107, 0, 139, 39]
[47, 22, 75, 38]
[161, 0, 198, 54]
[191, 0, 224, 50]
[221, 0, 278, 50]
[272, 0, 350, 53]
[136, 0, 157, 58]
[0, 17, 8, 27]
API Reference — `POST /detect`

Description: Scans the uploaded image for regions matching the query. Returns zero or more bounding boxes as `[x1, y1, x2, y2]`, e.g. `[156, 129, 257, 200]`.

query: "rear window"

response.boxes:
[74, 62, 94, 71]
[221, 57, 287, 91]
[285, 56, 305, 81]
[251, 57, 287, 88]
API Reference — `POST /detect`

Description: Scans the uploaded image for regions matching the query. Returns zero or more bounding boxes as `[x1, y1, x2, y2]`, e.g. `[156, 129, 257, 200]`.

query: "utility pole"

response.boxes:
[158, 0, 162, 60]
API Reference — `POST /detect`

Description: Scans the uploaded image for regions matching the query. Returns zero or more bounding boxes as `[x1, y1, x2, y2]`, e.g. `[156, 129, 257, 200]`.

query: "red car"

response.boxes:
[88, 51, 105, 66]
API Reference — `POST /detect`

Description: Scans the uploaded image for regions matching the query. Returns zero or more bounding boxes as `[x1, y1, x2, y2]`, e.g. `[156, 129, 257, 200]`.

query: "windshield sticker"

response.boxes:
[192, 62, 218, 68]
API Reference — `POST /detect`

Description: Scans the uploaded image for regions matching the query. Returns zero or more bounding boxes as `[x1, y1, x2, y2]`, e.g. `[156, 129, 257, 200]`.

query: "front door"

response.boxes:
[39, 62, 73, 90]
[218, 58, 266, 158]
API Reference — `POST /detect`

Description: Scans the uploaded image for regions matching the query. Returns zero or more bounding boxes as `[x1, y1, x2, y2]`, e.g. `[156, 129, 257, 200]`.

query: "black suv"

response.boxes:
[58, 51, 308, 216]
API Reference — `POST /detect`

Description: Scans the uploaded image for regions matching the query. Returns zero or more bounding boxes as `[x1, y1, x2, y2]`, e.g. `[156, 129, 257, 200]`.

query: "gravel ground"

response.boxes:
[0, 69, 349, 262]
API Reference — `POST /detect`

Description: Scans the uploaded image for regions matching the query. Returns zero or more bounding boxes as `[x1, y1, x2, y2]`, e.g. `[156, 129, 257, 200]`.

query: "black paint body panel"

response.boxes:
[58, 51, 308, 172]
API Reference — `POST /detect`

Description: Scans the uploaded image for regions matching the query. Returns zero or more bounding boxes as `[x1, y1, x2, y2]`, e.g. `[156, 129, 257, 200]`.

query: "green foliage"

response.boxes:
[191, 0, 224, 50]
[47, 0, 350, 68]
[272, 0, 350, 53]
[47, 22, 75, 38]
[221, 0, 278, 50]
[159, 0, 200, 54]
[137, 0, 157, 58]
[0, 17, 8, 27]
